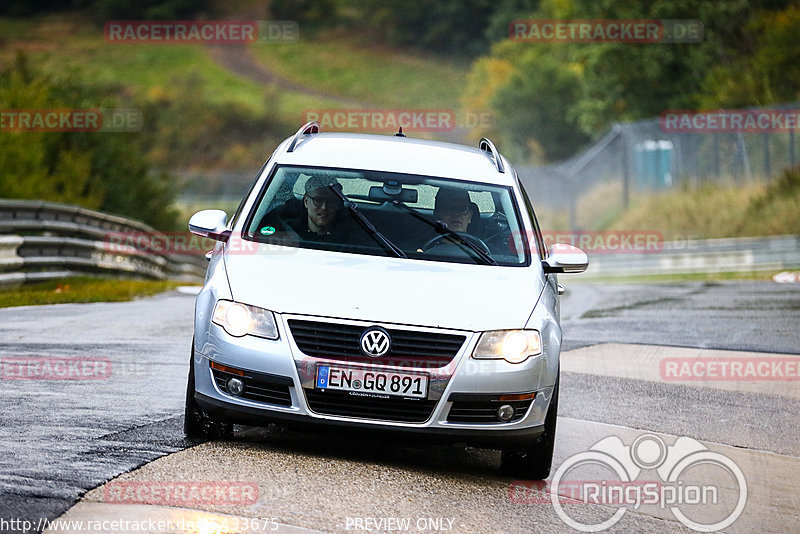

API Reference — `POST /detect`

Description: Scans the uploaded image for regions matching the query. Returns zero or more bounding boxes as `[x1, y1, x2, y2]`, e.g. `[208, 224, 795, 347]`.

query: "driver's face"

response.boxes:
[304, 189, 340, 231]
[437, 203, 472, 232]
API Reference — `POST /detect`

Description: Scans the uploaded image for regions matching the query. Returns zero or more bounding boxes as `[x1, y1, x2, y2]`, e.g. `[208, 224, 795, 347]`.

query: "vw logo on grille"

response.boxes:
[360, 327, 391, 358]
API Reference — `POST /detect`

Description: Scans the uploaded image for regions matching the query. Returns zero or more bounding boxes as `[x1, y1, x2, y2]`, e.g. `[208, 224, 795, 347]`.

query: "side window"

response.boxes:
[518, 179, 547, 261]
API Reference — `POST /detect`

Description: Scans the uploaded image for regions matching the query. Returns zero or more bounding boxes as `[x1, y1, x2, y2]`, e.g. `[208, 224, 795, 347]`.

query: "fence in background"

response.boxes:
[584, 234, 800, 278]
[517, 102, 800, 229]
[0, 200, 205, 286]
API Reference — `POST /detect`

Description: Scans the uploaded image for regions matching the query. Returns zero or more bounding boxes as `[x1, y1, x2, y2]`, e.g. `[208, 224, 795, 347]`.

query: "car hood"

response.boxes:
[224, 247, 542, 332]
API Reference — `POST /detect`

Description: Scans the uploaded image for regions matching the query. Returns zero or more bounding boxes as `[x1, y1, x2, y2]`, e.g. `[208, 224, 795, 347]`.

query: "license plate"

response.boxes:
[316, 365, 428, 399]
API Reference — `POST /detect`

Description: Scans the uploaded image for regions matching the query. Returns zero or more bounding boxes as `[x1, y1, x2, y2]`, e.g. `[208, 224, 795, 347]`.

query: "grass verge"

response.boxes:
[250, 30, 470, 109]
[605, 167, 800, 239]
[0, 277, 189, 308]
[1, 15, 469, 124]
[570, 270, 785, 284]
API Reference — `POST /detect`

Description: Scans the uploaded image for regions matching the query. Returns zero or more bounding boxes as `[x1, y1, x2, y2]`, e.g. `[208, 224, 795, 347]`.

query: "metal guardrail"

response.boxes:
[0, 199, 206, 286]
[3, 199, 796, 284]
[584, 234, 800, 277]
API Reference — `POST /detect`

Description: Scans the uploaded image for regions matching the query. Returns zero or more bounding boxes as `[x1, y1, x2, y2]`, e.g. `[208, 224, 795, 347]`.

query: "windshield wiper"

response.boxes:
[328, 184, 407, 258]
[389, 200, 497, 266]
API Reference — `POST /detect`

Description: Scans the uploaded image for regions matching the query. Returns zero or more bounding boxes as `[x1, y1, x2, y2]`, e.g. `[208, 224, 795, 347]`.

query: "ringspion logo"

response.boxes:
[546, 434, 747, 532]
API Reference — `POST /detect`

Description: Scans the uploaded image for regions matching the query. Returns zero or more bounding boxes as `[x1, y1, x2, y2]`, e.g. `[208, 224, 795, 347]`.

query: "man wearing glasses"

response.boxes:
[290, 175, 354, 242]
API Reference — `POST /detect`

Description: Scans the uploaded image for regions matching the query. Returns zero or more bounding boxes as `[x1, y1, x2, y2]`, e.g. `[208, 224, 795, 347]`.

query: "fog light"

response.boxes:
[227, 377, 244, 397]
[496, 404, 515, 422]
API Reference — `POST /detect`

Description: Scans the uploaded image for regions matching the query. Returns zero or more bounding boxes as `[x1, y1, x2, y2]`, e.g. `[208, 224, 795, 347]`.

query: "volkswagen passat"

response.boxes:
[186, 122, 588, 479]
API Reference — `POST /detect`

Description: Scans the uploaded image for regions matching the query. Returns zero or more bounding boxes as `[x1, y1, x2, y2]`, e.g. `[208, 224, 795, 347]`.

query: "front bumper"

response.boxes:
[193, 314, 557, 447]
[195, 392, 545, 447]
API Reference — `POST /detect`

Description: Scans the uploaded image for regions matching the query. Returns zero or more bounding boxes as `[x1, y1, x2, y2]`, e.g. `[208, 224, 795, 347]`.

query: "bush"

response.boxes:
[137, 78, 290, 171]
[0, 53, 180, 230]
[743, 166, 800, 236]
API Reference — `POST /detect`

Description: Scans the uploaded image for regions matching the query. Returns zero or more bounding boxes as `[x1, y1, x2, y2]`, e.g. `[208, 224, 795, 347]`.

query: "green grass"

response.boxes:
[605, 184, 761, 240]
[0, 277, 189, 308]
[1, 15, 469, 125]
[0, 17, 35, 40]
[0, 15, 350, 119]
[571, 270, 785, 284]
[251, 30, 470, 109]
[604, 167, 800, 240]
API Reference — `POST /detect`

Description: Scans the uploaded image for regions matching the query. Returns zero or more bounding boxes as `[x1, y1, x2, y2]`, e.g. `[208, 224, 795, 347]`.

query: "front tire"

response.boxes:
[500, 374, 559, 480]
[184, 342, 232, 439]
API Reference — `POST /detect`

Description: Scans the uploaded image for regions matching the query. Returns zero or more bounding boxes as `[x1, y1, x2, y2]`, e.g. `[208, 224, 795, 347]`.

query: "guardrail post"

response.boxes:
[620, 131, 630, 210]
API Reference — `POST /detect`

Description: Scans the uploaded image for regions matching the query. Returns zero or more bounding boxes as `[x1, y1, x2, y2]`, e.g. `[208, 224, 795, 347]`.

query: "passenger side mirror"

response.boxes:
[542, 243, 588, 274]
[188, 209, 230, 241]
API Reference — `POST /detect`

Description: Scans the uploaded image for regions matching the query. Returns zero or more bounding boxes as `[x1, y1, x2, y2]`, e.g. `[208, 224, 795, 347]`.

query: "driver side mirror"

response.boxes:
[188, 209, 230, 241]
[542, 243, 588, 274]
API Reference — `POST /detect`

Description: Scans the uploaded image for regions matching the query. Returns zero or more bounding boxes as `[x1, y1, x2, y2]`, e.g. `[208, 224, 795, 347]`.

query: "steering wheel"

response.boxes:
[422, 232, 492, 255]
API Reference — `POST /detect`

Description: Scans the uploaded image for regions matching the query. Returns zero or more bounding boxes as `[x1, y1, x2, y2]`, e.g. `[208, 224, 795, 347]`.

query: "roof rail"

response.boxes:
[287, 121, 320, 152]
[479, 137, 505, 173]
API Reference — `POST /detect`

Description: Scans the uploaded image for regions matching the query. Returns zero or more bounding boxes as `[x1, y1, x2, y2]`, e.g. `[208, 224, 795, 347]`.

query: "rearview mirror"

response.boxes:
[542, 243, 588, 274]
[188, 209, 230, 241]
[368, 185, 418, 203]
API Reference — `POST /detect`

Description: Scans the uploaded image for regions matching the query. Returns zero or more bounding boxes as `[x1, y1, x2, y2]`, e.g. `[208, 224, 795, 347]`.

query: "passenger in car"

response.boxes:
[433, 188, 474, 233]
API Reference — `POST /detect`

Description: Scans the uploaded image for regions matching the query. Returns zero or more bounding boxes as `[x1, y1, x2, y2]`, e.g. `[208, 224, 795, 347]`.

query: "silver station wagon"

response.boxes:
[186, 122, 588, 479]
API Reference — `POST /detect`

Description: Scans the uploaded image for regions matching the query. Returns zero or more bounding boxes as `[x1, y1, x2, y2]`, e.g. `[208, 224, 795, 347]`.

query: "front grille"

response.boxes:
[304, 388, 437, 423]
[447, 394, 534, 424]
[288, 319, 465, 368]
[212, 367, 293, 407]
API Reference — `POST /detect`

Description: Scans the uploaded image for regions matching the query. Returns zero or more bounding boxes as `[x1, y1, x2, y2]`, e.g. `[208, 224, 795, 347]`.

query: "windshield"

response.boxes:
[243, 165, 529, 266]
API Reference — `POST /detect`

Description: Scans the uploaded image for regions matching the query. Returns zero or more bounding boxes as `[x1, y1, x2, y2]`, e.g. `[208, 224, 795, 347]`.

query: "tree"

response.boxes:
[464, 0, 797, 162]
[346, 0, 496, 56]
[0, 54, 179, 229]
[699, 4, 800, 107]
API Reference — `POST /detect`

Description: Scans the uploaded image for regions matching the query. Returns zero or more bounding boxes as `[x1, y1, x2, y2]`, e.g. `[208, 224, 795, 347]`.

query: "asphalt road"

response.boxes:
[0, 293, 197, 529]
[561, 280, 800, 354]
[1, 280, 799, 533]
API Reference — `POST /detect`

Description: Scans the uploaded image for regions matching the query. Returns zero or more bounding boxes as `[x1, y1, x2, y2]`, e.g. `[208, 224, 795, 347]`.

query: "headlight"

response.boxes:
[472, 330, 542, 364]
[212, 300, 279, 339]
